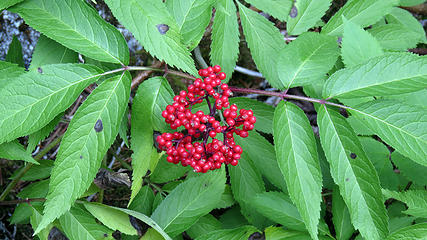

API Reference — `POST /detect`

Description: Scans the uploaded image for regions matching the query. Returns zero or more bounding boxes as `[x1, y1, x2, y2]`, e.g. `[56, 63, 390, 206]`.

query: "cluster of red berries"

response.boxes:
[156, 65, 256, 173]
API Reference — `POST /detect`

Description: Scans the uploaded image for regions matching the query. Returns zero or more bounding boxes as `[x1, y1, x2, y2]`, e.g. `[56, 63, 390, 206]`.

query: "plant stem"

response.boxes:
[228, 86, 350, 110]
[125, 66, 196, 80]
[0, 198, 46, 205]
[193, 46, 208, 69]
[0, 136, 63, 201]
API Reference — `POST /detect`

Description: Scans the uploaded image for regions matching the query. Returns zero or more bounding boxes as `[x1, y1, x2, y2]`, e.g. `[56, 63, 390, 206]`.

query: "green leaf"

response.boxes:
[210, 0, 240, 82]
[29, 35, 78, 71]
[130, 77, 174, 203]
[349, 100, 427, 167]
[83, 202, 137, 235]
[30, 205, 52, 240]
[234, 131, 287, 192]
[386, 222, 427, 240]
[118, 107, 129, 147]
[10, 0, 129, 65]
[245, 0, 292, 21]
[0, 64, 102, 144]
[195, 226, 258, 240]
[399, 0, 425, 7]
[389, 216, 416, 233]
[219, 206, 249, 229]
[186, 214, 222, 239]
[27, 113, 63, 154]
[150, 155, 190, 183]
[341, 18, 383, 67]
[332, 185, 355, 240]
[322, 0, 398, 36]
[35, 72, 131, 234]
[141, 228, 164, 240]
[277, 32, 339, 88]
[0, 140, 38, 164]
[152, 193, 165, 213]
[287, 0, 332, 35]
[273, 101, 323, 239]
[11, 159, 54, 181]
[129, 185, 155, 216]
[368, 24, 421, 51]
[391, 152, 427, 186]
[104, 0, 197, 75]
[167, 0, 214, 50]
[228, 151, 271, 229]
[264, 226, 332, 240]
[317, 105, 388, 240]
[151, 168, 226, 237]
[386, 8, 426, 42]
[238, 2, 286, 89]
[229, 98, 274, 133]
[323, 53, 427, 99]
[59, 205, 113, 240]
[6, 35, 24, 67]
[85, 202, 172, 240]
[0, 60, 25, 85]
[0, 0, 23, 10]
[382, 189, 427, 218]
[216, 185, 235, 209]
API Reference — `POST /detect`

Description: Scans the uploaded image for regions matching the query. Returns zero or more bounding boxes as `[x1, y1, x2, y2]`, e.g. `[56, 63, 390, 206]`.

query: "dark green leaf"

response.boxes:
[229, 98, 274, 133]
[0, 140, 38, 164]
[27, 113, 63, 154]
[129, 185, 155, 216]
[391, 151, 427, 186]
[195, 226, 258, 240]
[382, 189, 427, 218]
[6, 35, 24, 67]
[0, 60, 25, 86]
[0, 0, 23, 10]
[10, 159, 54, 181]
[186, 214, 222, 239]
[386, 222, 427, 240]
[332, 185, 354, 240]
[150, 155, 190, 183]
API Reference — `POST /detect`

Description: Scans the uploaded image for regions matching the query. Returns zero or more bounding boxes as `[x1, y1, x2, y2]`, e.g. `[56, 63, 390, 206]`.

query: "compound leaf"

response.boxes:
[238, 2, 286, 89]
[317, 105, 388, 240]
[278, 32, 339, 88]
[151, 168, 226, 237]
[104, 0, 197, 75]
[287, 0, 332, 35]
[323, 53, 427, 99]
[350, 100, 427, 167]
[10, 0, 129, 65]
[0, 64, 102, 144]
[35, 72, 131, 234]
[322, 0, 398, 36]
[210, 0, 240, 82]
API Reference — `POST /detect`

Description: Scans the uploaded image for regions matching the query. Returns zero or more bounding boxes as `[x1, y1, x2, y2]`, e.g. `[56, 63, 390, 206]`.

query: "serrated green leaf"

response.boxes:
[118, 107, 129, 147]
[238, 2, 286, 89]
[167, 0, 214, 50]
[234, 131, 287, 192]
[287, 0, 332, 35]
[399, 0, 425, 7]
[0, 140, 38, 164]
[323, 53, 427, 99]
[35, 72, 131, 234]
[0, 0, 22, 10]
[10, 0, 129, 65]
[27, 113, 63, 154]
[216, 185, 235, 209]
[104, 0, 197, 75]
[152, 193, 165, 213]
[210, 0, 240, 82]
[341, 18, 383, 67]
[129, 185, 155, 216]
[219, 206, 248, 229]
[30, 205, 52, 240]
[350, 100, 427, 167]
[130, 77, 173, 203]
[391, 151, 427, 186]
[278, 32, 339, 88]
[6, 35, 24, 67]
[386, 222, 427, 240]
[85, 202, 172, 240]
[229, 97, 274, 133]
[264, 226, 332, 240]
[317, 105, 388, 240]
[369, 24, 421, 51]
[151, 168, 226, 237]
[0, 60, 25, 85]
[59, 205, 113, 240]
[322, 0, 398, 36]
[229, 151, 271, 229]
[386, 8, 426, 42]
[273, 101, 322, 239]
[10, 159, 54, 181]
[186, 214, 222, 239]
[0, 64, 102, 144]
[150, 155, 190, 183]
[141, 228, 164, 240]
[382, 189, 427, 218]
[246, 0, 292, 21]
[83, 202, 137, 235]
[29, 35, 78, 71]
[332, 185, 355, 240]
[195, 226, 258, 240]
[389, 216, 416, 233]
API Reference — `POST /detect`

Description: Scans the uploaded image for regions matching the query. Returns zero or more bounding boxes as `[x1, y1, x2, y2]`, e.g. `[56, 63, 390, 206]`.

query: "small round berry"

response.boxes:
[209, 131, 217, 138]
[199, 69, 208, 77]
[230, 159, 238, 166]
[239, 131, 249, 138]
[207, 66, 214, 73]
[233, 145, 243, 154]
[218, 72, 226, 80]
[213, 65, 221, 73]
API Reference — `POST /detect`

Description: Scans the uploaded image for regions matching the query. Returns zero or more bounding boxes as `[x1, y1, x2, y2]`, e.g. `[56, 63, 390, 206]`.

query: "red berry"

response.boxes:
[209, 131, 217, 138]
[213, 65, 221, 73]
[218, 72, 226, 80]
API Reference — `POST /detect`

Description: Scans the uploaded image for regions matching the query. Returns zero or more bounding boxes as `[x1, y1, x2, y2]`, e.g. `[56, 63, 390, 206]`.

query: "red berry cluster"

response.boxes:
[156, 65, 256, 173]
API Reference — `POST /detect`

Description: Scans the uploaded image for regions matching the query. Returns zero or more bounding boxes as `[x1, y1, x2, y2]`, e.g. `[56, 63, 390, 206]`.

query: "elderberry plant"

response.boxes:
[0, 0, 426, 240]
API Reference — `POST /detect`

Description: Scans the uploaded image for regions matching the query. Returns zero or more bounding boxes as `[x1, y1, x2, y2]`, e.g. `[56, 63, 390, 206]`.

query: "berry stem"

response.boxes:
[228, 87, 350, 110]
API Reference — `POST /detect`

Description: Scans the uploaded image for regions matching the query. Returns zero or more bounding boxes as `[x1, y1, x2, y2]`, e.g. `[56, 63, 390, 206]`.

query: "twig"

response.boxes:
[0, 198, 46, 205]
[234, 66, 264, 78]
[193, 46, 208, 69]
[131, 61, 163, 89]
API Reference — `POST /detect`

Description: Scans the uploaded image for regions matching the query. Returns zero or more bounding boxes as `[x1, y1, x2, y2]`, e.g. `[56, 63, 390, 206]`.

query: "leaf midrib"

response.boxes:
[67, 212, 97, 240]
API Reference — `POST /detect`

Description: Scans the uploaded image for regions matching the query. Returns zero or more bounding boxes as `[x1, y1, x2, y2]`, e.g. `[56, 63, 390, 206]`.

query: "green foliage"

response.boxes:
[391, 152, 427, 186]
[0, 60, 24, 85]
[0, 140, 38, 164]
[186, 214, 222, 239]
[6, 35, 24, 67]
[286, 0, 332, 35]
[245, 0, 293, 21]
[195, 226, 258, 240]
[386, 223, 427, 240]
[273, 101, 322, 239]
[332, 185, 354, 240]
[27, 113, 63, 154]
[0, 0, 22, 10]
[383, 189, 427, 219]
[10, 0, 129, 65]
[229, 98, 274, 133]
